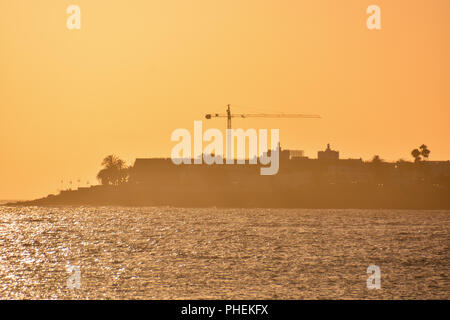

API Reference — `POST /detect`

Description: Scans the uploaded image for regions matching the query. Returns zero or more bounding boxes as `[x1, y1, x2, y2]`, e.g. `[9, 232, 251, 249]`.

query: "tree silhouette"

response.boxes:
[411, 145, 431, 163]
[97, 155, 130, 185]
[371, 155, 383, 164]
[420, 144, 431, 161]
[411, 148, 421, 163]
[371, 155, 386, 182]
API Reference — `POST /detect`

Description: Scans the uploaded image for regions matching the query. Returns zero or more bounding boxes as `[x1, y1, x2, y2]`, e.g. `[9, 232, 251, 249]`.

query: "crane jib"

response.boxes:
[204, 105, 321, 129]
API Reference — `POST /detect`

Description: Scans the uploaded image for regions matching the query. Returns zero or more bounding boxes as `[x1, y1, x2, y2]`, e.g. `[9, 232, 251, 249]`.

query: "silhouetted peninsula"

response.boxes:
[7, 145, 450, 209]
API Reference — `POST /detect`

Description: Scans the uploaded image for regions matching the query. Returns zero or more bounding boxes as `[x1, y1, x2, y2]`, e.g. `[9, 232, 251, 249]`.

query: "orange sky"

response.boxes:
[1, 0, 449, 199]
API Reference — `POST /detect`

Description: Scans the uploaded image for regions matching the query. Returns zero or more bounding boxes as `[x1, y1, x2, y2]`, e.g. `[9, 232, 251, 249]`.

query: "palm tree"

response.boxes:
[419, 144, 430, 161]
[411, 148, 421, 163]
[97, 155, 130, 185]
[101, 155, 127, 170]
[411, 145, 431, 163]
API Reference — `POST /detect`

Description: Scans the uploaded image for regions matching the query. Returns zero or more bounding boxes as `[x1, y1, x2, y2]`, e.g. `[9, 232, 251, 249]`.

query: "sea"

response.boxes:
[0, 206, 448, 299]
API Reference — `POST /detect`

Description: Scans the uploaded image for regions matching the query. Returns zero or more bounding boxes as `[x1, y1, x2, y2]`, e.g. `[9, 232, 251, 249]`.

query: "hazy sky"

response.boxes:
[1, 0, 449, 199]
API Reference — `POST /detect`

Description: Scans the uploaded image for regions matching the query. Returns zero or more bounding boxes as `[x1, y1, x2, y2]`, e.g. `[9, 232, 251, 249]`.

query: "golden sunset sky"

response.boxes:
[1, 0, 449, 199]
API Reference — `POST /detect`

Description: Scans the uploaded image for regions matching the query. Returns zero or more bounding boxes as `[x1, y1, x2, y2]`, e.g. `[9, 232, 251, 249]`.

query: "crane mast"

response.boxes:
[226, 104, 232, 130]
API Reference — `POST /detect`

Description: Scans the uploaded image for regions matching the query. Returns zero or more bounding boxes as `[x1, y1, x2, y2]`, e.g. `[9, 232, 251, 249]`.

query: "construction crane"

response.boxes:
[205, 104, 321, 129]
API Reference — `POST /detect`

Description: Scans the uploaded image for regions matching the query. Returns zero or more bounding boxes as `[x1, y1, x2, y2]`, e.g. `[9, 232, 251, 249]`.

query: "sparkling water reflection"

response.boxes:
[0, 206, 448, 299]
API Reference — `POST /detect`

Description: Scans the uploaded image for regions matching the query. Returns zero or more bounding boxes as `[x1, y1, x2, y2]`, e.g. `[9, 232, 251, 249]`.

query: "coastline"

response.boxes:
[6, 182, 450, 209]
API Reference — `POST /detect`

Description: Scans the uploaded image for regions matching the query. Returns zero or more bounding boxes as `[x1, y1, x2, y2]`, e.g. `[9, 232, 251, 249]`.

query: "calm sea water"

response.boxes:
[0, 206, 448, 299]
